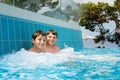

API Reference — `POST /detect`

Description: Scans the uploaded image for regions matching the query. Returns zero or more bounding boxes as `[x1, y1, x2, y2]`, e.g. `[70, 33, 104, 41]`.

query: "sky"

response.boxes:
[80, 21, 116, 37]
[73, 0, 114, 6]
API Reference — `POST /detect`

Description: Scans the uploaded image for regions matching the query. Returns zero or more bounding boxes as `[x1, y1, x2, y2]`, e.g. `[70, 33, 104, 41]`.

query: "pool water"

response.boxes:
[0, 48, 120, 80]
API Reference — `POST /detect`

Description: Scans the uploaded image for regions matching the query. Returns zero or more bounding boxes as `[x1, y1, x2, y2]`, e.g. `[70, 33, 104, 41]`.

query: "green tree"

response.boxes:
[79, 1, 120, 47]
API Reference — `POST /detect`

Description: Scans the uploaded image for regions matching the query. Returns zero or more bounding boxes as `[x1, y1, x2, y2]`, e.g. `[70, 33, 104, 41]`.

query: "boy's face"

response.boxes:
[47, 33, 57, 46]
[32, 35, 46, 49]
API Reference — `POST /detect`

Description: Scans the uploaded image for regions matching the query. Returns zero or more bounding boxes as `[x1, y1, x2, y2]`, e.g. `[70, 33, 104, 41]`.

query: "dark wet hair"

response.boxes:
[32, 30, 46, 40]
[46, 30, 58, 38]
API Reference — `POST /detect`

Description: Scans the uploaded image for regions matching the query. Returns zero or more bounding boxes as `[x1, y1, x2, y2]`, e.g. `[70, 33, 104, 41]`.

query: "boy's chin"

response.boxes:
[49, 43, 55, 46]
[48, 42, 54, 45]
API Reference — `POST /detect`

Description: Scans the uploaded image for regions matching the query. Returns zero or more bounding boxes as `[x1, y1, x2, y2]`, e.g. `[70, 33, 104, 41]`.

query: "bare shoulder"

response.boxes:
[28, 48, 32, 51]
[55, 46, 60, 51]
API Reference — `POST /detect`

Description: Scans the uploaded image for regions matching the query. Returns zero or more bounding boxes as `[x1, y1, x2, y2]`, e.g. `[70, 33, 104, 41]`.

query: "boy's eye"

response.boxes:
[38, 39, 42, 41]
[38, 39, 46, 42]
[43, 40, 46, 42]
[48, 36, 51, 38]
[53, 37, 56, 39]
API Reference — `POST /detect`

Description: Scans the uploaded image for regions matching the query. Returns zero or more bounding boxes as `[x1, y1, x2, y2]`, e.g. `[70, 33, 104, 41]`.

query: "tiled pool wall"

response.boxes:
[0, 14, 83, 55]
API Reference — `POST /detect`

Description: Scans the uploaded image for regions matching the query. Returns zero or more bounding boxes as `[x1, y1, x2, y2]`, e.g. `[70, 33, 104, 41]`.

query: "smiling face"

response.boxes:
[31, 30, 46, 51]
[46, 32, 57, 46]
[32, 34, 46, 50]
[46, 30, 58, 47]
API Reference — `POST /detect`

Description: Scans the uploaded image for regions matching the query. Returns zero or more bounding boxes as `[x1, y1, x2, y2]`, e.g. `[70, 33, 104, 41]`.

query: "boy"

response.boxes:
[44, 30, 60, 53]
[28, 30, 46, 53]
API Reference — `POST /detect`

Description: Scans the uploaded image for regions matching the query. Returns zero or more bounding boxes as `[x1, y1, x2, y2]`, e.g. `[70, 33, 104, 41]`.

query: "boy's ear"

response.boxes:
[32, 39, 35, 44]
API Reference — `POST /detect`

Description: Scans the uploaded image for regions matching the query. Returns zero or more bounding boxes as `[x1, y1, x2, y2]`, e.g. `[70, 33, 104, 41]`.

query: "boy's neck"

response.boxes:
[46, 44, 55, 48]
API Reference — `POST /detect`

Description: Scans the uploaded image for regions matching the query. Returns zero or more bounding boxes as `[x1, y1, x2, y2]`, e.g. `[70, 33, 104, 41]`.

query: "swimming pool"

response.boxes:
[0, 48, 120, 80]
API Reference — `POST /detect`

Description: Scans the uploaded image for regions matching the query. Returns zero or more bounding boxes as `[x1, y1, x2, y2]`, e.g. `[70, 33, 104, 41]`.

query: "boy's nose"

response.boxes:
[50, 37, 53, 40]
[40, 40, 44, 43]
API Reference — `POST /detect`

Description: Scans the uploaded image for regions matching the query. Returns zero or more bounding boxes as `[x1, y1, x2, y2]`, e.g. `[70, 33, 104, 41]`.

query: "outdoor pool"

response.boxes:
[0, 47, 120, 80]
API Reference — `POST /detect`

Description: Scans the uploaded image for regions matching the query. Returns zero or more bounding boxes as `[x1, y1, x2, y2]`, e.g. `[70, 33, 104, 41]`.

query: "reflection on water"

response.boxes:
[0, 48, 120, 80]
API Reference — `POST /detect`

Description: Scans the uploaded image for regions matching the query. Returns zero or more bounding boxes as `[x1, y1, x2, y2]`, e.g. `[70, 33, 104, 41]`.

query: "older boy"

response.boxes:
[44, 30, 60, 53]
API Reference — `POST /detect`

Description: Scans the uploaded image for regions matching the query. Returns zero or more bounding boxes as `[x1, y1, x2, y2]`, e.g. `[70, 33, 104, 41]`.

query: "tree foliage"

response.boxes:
[79, 1, 120, 47]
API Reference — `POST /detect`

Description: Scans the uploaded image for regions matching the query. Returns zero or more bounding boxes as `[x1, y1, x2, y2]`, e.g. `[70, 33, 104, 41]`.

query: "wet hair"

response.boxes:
[32, 30, 46, 40]
[46, 30, 58, 38]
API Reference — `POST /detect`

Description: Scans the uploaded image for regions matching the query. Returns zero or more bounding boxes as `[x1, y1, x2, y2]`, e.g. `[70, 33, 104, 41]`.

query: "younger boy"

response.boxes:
[28, 30, 46, 53]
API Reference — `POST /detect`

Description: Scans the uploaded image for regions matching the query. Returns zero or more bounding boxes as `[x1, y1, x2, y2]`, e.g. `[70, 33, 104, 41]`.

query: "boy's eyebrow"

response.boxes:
[47, 31, 58, 38]
[47, 32, 57, 35]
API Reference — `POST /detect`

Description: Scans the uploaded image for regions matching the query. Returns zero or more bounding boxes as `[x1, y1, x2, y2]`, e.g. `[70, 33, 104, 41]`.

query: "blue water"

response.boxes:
[0, 48, 120, 80]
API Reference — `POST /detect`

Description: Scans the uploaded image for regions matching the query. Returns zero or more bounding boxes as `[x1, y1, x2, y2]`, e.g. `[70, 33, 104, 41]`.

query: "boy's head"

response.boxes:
[31, 30, 46, 49]
[47, 30, 58, 38]
[32, 30, 44, 40]
[46, 30, 58, 46]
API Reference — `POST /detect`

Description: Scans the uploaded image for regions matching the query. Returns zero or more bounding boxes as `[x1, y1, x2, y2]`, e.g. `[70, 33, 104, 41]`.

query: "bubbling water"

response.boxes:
[0, 48, 120, 68]
[0, 48, 120, 79]
[0, 48, 75, 68]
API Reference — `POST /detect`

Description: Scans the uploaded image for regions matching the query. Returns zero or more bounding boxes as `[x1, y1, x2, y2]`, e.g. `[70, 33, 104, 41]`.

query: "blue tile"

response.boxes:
[38, 23, 46, 32]
[0, 16, 1, 22]
[9, 41, 16, 52]
[8, 19, 16, 40]
[2, 41, 10, 54]
[21, 41, 26, 49]
[27, 41, 32, 49]
[0, 23, 2, 40]
[24, 41, 30, 50]
[19, 21, 23, 39]
[3, 41, 9, 46]
[22, 21, 27, 40]
[24, 22, 29, 40]
[29, 22, 34, 36]
[27, 23, 31, 40]
[14, 20, 21, 40]
[0, 40, 2, 46]
[1, 17, 9, 40]
[0, 42, 3, 56]
[0, 48, 3, 56]
[33, 23, 38, 31]
[34, 23, 38, 30]
[15, 41, 22, 51]
[36, 23, 39, 30]
[3, 47, 10, 54]
[20, 21, 26, 40]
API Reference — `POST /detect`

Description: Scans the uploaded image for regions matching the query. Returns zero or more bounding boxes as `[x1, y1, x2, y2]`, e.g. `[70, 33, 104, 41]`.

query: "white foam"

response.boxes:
[0, 48, 120, 69]
[77, 54, 120, 61]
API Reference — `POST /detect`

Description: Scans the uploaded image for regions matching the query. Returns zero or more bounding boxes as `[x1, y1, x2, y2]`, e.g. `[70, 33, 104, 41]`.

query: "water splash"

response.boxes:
[0, 48, 120, 67]
[0, 48, 120, 79]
